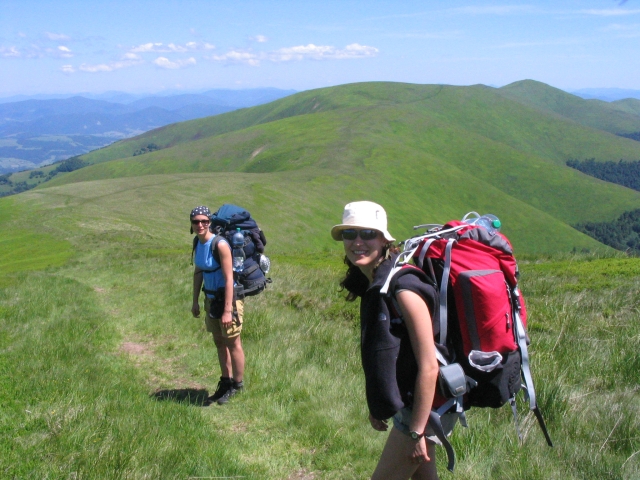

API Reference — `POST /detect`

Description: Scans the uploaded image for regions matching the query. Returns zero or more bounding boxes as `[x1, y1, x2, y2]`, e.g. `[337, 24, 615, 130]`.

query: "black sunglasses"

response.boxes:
[341, 229, 379, 241]
[191, 219, 210, 226]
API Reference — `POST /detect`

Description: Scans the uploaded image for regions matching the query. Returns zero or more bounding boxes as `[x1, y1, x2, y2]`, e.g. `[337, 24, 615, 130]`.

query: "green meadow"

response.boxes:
[1, 81, 639, 478]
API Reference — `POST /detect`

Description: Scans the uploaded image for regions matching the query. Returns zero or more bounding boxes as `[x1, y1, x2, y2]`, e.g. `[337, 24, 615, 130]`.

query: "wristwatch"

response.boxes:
[409, 430, 424, 441]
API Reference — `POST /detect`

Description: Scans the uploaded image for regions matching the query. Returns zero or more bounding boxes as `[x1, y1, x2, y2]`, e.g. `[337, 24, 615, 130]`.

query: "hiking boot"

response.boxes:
[209, 377, 233, 403]
[217, 381, 243, 405]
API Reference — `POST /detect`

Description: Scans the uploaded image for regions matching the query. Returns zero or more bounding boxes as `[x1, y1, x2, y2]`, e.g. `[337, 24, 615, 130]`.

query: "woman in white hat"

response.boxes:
[332, 201, 448, 480]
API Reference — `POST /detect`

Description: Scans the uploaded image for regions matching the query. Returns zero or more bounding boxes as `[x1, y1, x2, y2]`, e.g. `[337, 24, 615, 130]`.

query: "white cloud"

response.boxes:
[252, 35, 268, 43]
[122, 52, 142, 60]
[269, 43, 378, 61]
[130, 41, 215, 53]
[57, 45, 73, 58]
[77, 55, 143, 73]
[44, 32, 71, 41]
[207, 51, 261, 66]
[1, 43, 76, 59]
[131, 42, 163, 53]
[61, 64, 75, 73]
[153, 56, 197, 69]
[581, 8, 640, 16]
[166, 43, 189, 52]
[0, 46, 21, 58]
[207, 43, 379, 66]
[79, 63, 114, 73]
[180, 41, 215, 50]
[336, 43, 379, 59]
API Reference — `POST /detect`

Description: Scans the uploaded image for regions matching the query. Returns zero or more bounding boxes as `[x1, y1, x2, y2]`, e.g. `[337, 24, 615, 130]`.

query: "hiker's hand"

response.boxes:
[369, 414, 388, 431]
[191, 302, 200, 318]
[221, 310, 233, 328]
[409, 437, 430, 465]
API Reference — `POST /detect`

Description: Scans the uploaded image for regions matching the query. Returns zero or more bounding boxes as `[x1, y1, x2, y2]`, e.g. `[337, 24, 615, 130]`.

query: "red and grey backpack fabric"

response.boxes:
[381, 216, 553, 471]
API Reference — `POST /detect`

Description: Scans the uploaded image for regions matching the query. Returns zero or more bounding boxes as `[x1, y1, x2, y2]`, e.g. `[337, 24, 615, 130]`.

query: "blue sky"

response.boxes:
[1, 0, 639, 96]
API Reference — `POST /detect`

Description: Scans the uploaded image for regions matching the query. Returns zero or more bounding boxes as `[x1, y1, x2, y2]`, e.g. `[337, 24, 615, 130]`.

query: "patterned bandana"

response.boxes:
[190, 205, 211, 219]
[190, 205, 211, 234]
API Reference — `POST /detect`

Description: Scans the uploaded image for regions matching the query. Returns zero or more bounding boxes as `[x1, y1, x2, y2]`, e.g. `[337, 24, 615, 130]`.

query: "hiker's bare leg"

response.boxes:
[411, 444, 438, 480]
[371, 427, 438, 480]
[213, 332, 232, 377]
[223, 334, 244, 382]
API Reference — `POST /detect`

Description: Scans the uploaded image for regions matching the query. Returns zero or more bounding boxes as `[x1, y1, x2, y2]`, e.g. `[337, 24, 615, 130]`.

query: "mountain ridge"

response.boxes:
[20, 80, 640, 254]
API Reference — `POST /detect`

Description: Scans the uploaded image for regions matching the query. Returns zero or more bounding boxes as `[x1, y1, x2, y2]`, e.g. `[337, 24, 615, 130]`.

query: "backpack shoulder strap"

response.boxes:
[192, 235, 224, 271]
[191, 236, 198, 266]
[210, 234, 223, 265]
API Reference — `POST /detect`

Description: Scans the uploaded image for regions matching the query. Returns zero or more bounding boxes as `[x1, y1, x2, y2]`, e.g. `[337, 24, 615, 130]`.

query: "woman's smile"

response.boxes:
[343, 232, 386, 280]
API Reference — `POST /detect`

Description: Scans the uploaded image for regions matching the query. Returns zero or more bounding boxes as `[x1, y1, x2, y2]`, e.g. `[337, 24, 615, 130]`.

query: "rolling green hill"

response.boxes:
[496, 79, 640, 135]
[4, 79, 640, 257]
[28, 81, 640, 255]
[612, 98, 640, 117]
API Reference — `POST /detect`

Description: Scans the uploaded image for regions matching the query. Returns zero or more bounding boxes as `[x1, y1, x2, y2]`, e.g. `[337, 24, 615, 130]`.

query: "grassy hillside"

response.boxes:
[612, 98, 640, 117]
[496, 79, 640, 135]
[2, 81, 640, 477]
[1, 173, 639, 479]
[35, 82, 640, 252]
[68, 81, 640, 169]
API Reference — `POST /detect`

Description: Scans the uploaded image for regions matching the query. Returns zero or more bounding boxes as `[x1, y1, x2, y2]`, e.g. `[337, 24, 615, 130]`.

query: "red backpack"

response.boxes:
[381, 215, 553, 470]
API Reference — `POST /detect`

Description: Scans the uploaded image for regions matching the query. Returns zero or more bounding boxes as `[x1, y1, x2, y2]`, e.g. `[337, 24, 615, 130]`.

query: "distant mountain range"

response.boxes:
[0, 88, 295, 174]
[570, 88, 640, 102]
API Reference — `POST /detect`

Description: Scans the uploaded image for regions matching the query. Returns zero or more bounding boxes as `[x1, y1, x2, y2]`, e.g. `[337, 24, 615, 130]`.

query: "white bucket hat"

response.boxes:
[331, 201, 395, 242]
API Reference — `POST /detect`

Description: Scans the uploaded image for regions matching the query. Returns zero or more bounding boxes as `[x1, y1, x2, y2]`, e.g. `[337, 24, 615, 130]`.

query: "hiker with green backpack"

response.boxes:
[190, 206, 245, 405]
[332, 201, 457, 480]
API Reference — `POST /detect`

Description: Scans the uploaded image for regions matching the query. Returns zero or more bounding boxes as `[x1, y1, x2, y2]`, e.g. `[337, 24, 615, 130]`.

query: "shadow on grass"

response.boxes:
[151, 388, 211, 406]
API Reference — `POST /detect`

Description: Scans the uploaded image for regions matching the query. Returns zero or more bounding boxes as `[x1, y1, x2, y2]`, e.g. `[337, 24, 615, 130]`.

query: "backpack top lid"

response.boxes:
[210, 204, 253, 228]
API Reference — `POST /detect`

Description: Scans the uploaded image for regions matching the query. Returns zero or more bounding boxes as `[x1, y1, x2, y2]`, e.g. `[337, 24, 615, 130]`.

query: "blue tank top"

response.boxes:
[194, 235, 229, 297]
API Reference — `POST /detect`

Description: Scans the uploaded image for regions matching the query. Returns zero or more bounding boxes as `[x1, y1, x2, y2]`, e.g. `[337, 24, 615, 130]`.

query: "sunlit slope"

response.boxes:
[497, 80, 640, 134]
[611, 98, 640, 117]
[0, 197, 72, 284]
[70, 83, 392, 166]
[44, 82, 640, 230]
[75, 81, 640, 169]
[5, 169, 607, 257]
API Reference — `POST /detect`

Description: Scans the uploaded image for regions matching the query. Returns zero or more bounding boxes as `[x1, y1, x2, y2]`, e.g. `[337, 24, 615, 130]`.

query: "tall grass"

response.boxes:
[1, 237, 639, 478]
[1, 169, 638, 478]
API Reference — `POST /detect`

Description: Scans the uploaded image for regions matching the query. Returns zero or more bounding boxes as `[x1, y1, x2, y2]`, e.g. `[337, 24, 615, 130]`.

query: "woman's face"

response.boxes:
[191, 214, 211, 236]
[342, 228, 387, 278]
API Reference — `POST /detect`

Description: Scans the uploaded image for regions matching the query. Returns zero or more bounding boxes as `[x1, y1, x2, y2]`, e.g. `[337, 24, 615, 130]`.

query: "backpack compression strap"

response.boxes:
[438, 239, 455, 346]
[513, 291, 554, 447]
